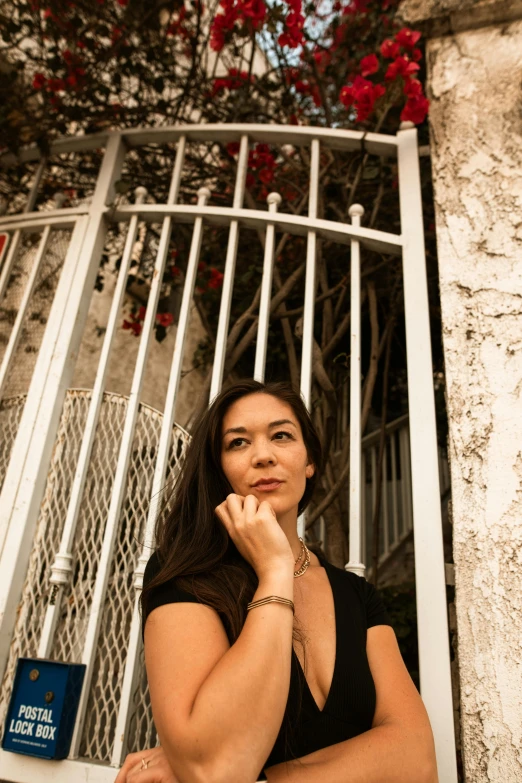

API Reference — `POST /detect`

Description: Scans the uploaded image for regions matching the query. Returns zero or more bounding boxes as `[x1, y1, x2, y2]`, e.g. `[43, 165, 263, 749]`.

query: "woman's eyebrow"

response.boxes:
[222, 419, 297, 438]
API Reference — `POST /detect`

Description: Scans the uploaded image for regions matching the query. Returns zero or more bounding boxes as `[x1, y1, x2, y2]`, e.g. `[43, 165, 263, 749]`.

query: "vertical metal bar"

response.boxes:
[0, 158, 46, 305]
[0, 132, 126, 695]
[390, 431, 400, 547]
[361, 450, 367, 566]
[297, 139, 320, 542]
[299, 138, 320, 410]
[371, 445, 377, 557]
[346, 204, 365, 577]
[398, 121, 458, 782]
[209, 135, 249, 402]
[37, 187, 149, 660]
[110, 187, 210, 767]
[253, 192, 281, 383]
[404, 426, 414, 532]
[382, 442, 389, 558]
[0, 224, 52, 400]
[398, 427, 407, 537]
[69, 138, 186, 759]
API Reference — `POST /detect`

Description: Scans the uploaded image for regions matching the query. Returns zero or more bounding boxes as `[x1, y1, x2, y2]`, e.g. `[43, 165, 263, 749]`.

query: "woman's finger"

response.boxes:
[115, 751, 145, 782]
[243, 493, 259, 522]
[215, 501, 233, 530]
[225, 492, 244, 522]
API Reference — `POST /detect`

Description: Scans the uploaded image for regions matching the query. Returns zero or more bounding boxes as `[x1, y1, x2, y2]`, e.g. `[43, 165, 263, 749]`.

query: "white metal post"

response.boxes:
[0, 133, 126, 695]
[297, 139, 320, 543]
[209, 134, 249, 402]
[36, 187, 148, 660]
[346, 204, 365, 577]
[254, 192, 281, 382]
[69, 137, 186, 759]
[110, 186, 210, 767]
[299, 138, 320, 411]
[397, 122, 458, 783]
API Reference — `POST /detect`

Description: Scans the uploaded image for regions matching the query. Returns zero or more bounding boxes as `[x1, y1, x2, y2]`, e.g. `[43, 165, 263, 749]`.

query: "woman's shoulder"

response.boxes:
[143, 550, 201, 604]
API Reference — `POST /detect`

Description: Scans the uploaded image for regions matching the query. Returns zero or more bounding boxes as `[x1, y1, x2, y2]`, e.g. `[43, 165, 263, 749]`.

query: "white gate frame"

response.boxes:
[0, 123, 457, 783]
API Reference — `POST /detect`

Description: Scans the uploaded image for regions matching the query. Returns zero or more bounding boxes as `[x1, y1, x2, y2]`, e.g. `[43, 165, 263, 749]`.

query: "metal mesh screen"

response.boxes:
[0, 393, 26, 495]
[0, 389, 190, 758]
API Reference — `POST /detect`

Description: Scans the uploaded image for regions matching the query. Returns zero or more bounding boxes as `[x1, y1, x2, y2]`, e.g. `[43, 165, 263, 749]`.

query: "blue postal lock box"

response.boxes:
[2, 658, 86, 759]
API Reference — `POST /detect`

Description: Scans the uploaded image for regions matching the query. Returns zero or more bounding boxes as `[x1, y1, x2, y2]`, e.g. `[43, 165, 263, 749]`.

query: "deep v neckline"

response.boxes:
[293, 552, 338, 714]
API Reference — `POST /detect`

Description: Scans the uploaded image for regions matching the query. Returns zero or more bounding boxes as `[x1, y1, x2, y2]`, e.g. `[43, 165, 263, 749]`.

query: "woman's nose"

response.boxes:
[251, 439, 276, 465]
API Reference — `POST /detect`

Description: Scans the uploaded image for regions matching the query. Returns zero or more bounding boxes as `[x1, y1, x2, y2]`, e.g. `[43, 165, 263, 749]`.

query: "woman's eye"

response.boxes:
[273, 430, 294, 441]
[227, 437, 247, 449]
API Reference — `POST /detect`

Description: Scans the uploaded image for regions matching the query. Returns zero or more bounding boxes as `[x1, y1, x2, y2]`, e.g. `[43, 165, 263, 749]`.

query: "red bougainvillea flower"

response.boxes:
[198, 261, 207, 272]
[117, 0, 129, 6]
[156, 312, 174, 327]
[122, 319, 142, 336]
[226, 141, 240, 156]
[340, 76, 385, 122]
[170, 265, 181, 277]
[395, 27, 421, 50]
[259, 168, 275, 184]
[401, 94, 429, 124]
[403, 78, 423, 98]
[210, 0, 266, 51]
[385, 56, 420, 81]
[208, 268, 224, 289]
[380, 38, 400, 59]
[278, 8, 305, 49]
[47, 77, 66, 92]
[359, 53, 379, 77]
[212, 68, 253, 96]
[241, 0, 267, 26]
[32, 72, 46, 89]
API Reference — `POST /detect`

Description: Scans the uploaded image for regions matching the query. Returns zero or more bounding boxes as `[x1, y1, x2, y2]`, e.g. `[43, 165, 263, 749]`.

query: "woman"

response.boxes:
[115, 380, 438, 783]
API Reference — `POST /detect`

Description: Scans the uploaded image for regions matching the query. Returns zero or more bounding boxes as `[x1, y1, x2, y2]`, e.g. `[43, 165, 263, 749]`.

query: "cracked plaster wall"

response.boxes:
[425, 18, 522, 782]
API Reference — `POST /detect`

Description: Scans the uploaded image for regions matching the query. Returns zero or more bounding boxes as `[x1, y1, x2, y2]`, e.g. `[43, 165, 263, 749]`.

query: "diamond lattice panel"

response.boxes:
[0, 394, 26, 495]
[0, 391, 89, 739]
[50, 392, 128, 664]
[125, 437, 189, 756]
[79, 405, 190, 762]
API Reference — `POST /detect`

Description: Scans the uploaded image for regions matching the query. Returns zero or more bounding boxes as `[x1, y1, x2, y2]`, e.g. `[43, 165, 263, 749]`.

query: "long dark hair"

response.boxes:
[141, 380, 324, 764]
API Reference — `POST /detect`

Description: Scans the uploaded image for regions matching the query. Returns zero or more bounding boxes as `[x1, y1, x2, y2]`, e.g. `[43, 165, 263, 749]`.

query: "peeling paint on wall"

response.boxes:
[426, 18, 522, 782]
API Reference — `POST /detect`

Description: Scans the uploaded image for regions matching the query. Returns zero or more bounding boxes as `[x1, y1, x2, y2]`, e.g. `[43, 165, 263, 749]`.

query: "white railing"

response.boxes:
[0, 123, 457, 783]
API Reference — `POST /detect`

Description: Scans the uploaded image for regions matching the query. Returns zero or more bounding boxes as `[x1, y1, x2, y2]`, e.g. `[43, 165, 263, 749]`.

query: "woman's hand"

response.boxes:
[215, 493, 294, 580]
[114, 746, 179, 783]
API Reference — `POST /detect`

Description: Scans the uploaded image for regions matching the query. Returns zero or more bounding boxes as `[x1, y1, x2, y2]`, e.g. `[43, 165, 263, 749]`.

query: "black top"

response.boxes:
[142, 548, 393, 780]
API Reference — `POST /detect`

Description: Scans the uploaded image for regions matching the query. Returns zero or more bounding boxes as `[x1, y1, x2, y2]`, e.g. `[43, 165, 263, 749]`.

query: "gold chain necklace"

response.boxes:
[294, 536, 310, 578]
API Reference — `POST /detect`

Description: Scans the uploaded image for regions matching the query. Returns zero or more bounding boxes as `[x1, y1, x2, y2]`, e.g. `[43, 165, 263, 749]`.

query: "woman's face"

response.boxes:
[220, 393, 314, 520]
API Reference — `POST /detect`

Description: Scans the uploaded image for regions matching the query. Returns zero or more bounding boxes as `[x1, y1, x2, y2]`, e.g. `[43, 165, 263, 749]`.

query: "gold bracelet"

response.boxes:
[247, 595, 295, 615]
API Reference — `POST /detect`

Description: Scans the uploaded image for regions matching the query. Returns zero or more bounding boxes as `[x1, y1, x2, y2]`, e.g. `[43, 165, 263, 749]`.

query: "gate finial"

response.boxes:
[348, 203, 364, 219]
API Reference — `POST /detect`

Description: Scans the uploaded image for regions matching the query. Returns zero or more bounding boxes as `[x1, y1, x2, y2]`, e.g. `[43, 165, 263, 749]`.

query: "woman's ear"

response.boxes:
[305, 463, 315, 479]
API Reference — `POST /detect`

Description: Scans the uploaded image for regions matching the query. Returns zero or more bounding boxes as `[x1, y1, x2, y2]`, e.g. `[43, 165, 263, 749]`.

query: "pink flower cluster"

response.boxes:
[210, 0, 267, 51]
[381, 27, 429, 124]
[278, 0, 305, 49]
[339, 26, 429, 124]
[212, 68, 254, 96]
[340, 77, 385, 122]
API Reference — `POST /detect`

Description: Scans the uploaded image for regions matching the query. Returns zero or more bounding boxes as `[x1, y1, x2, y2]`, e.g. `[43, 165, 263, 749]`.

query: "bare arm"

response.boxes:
[264, 626, 438, 783]
[145, 567, 294, 783]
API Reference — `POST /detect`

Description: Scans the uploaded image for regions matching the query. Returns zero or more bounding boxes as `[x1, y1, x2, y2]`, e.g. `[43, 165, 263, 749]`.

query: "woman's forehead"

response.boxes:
[222, 394, 298, 429]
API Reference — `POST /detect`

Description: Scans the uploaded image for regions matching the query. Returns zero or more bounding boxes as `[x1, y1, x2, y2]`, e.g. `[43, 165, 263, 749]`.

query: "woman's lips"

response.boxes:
[253, 481, 283, 492]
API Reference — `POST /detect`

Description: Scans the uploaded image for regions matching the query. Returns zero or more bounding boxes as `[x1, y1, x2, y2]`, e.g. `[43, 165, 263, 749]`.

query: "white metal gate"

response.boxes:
[0, 123, 457, 782]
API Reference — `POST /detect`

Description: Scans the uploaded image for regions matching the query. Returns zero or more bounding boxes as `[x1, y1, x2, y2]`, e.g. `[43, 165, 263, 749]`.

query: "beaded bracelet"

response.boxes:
[247, 595, 295, 615]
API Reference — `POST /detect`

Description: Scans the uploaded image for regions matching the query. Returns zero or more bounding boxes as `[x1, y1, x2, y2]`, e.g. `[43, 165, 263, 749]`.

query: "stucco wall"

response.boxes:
[420, 18, 522, 782]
